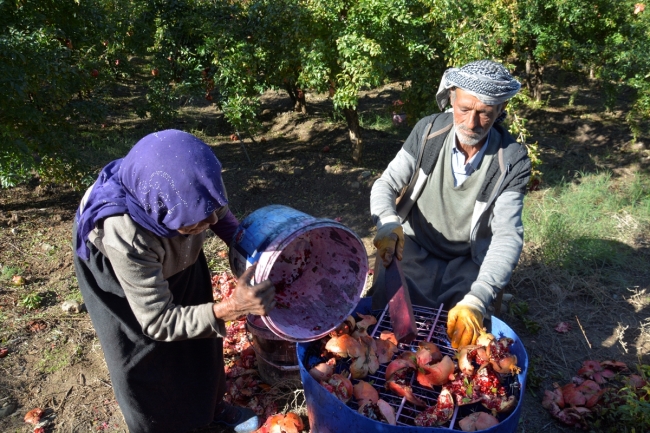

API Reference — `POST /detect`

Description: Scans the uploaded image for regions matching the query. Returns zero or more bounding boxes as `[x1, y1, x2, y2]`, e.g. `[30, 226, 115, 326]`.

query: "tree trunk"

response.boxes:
[525, 56, 544, 102]
[343, 107, 363, 163]
[284, 83, 307, 114]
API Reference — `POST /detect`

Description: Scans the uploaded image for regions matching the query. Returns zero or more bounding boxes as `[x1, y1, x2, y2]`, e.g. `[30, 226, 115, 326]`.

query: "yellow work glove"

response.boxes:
[447, 296, 485, 349]
[373, 222, 405, 267]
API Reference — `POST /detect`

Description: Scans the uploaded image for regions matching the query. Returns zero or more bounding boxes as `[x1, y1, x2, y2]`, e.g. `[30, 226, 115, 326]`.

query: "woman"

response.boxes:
[73, 130, 275, 433]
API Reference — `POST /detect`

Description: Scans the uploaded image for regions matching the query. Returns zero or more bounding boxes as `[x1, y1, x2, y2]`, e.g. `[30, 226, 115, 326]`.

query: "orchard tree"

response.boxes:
[0, 0, 116, 188]
[297, 0, 439, 163]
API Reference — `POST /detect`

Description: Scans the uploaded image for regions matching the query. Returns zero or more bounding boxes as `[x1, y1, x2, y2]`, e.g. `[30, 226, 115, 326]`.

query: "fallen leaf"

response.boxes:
[11, 275, 25, 286]
[554, 322, 571, 333]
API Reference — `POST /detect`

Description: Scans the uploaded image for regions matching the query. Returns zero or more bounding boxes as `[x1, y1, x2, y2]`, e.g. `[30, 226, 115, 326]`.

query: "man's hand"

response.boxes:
[446, 304, 483, 349]
[373, 222, 405, 267]
[213, 263, 275, 322]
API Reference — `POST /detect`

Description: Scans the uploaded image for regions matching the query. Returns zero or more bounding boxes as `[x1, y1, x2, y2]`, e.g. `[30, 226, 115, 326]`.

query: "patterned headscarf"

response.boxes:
[436, 60, 521, 123]
[75, 130, 228, 259]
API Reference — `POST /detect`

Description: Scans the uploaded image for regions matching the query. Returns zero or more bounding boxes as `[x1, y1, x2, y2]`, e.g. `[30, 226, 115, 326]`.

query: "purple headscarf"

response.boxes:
[75, 130, 228, 259]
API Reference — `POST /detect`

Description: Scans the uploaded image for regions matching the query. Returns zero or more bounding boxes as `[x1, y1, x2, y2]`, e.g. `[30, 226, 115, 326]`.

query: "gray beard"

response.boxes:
[454, 122, 488, 147]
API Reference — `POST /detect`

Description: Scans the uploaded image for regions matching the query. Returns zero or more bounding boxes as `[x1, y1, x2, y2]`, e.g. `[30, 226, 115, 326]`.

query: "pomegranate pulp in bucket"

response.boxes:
[230, 205, 368, 342]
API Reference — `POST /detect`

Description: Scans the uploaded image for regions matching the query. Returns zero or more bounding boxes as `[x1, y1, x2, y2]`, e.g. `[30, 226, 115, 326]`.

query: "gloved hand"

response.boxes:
[373, 222, 405, 267]
[447, 297, 484, 349]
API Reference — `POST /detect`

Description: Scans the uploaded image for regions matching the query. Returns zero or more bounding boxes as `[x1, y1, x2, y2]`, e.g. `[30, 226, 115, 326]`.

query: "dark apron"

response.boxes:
[73, 222, 225, 433]
[369, 235, 480, 311]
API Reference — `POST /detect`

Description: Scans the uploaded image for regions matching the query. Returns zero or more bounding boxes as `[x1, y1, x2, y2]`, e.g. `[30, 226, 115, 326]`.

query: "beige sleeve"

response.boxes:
[100, 215, 227, 341]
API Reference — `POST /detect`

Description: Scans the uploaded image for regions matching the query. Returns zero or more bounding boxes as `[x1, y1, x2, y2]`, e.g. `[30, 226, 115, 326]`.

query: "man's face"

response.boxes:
[452, 88, 504, 147]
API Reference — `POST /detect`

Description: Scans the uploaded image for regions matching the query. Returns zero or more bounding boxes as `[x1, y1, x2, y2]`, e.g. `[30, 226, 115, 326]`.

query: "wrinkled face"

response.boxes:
[177, 211, 218, 235]
[451, 88, 505, 147]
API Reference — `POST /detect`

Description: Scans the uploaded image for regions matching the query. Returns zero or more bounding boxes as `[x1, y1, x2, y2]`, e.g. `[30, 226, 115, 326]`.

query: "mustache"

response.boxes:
[457, 124, 484, 136]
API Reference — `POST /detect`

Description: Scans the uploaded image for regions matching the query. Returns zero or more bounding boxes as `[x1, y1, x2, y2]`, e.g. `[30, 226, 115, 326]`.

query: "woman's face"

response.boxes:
[177, 211, 219, 235]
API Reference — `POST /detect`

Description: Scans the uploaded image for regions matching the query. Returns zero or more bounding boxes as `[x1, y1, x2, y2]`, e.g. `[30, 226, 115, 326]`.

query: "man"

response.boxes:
[370, 60, 531, 349]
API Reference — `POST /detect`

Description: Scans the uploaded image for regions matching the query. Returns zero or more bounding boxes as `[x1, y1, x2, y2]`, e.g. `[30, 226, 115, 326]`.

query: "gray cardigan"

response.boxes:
[370, 113, 531, 310]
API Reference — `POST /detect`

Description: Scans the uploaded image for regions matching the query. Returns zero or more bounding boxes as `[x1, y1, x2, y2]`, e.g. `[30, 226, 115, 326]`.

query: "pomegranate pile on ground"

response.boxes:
[542, 359, 644, 429]
[211, 272, 307, 432]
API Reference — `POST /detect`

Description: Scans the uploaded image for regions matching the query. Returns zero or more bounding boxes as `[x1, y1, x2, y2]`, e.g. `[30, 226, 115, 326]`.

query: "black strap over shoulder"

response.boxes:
[396, 113, 453, 218]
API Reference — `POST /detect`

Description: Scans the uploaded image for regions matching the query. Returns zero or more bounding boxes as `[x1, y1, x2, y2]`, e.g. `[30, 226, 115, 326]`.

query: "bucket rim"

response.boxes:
[256, 220, 369, 343]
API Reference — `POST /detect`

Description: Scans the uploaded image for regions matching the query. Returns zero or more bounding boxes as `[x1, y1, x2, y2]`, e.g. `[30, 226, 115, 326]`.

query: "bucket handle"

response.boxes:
[249, 342, 301, 372]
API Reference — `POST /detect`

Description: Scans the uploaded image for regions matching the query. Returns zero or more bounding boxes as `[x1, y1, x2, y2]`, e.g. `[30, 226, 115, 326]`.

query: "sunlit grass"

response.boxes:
[523, 171, 650, 279]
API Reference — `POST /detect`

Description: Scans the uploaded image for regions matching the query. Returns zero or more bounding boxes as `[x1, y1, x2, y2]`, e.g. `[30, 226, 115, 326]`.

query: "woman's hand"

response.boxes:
[212, 263, 275, 322]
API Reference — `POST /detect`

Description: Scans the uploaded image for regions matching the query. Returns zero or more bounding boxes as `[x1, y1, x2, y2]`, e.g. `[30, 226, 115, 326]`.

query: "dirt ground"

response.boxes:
[1, 71, 649, 433]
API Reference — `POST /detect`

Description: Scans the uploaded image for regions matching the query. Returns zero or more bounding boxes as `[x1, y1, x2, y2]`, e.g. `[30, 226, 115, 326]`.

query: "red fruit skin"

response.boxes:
[151, 68, 158, 76]
[0, 347, 8, 358]
[91, 69, 99, 78]
[24, 408, 44, 425]
[322, 146, 330, 153]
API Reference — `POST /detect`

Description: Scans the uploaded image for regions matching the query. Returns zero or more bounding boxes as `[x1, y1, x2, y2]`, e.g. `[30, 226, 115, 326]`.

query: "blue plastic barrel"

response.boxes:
[229, 205, 368, 342]
[297, 298, 528, 432]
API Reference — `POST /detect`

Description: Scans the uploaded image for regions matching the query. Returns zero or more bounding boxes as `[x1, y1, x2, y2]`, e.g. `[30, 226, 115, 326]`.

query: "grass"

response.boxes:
[523, 171, 650, 285]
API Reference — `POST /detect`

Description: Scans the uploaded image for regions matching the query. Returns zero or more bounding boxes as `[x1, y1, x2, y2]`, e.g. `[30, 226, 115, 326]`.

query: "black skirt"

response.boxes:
[73, 223, 225, 433]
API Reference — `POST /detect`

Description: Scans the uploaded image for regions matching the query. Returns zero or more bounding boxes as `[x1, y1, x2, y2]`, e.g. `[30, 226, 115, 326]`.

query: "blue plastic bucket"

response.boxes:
[297, 298, 527, 432]
[229, 205, 368, 342]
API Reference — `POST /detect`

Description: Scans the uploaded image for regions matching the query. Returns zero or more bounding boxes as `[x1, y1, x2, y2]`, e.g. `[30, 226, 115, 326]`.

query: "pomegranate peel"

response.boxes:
[458, 411, 499, 431]
[309, 358, 336, 382]
[358, 399, 396, 425]
[416, 355, 455, 388]
[413, 388, 455, 427]
[24, 408, 44, 425]
[375, 337, 398, 364]
[379, 330, 398, 346]
[385, 380, 427, 407]
[353, 380, 378, 406]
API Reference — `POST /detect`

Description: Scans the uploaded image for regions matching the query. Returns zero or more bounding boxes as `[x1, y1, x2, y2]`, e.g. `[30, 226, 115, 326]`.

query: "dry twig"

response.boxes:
[575, 315, 592, 349]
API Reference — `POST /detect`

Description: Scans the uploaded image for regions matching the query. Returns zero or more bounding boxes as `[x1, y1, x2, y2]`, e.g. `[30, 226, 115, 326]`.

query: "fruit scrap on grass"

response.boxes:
[554, 322, 571, 333]
[542, 359, 631, 429]
[212, 271, 237, 302]
[254, 412, 305, 433]
[577, 359, 627, 384]
[24, 408, 44, 425]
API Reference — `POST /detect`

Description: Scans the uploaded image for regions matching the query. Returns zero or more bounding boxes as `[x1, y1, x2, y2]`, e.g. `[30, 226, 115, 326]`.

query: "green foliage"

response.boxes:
[0, 0, 113, 187]
[36, 345, 70, 374]
[509, 301, 540, 334]
[0, 266, 23, 281]
[590, 364, 650, 432]
[506, 93, 543, 189]
[1, 0, 648, 179]
[20, 292, 43, 310]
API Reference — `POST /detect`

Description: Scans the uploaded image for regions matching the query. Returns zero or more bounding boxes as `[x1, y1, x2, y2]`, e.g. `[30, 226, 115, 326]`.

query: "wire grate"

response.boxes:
[346, 303, 459, 428]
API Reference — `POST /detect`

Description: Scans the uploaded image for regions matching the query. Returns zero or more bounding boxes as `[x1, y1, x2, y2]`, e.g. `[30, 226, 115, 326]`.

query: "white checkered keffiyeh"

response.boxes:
[436, 60, 521, 122]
